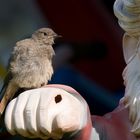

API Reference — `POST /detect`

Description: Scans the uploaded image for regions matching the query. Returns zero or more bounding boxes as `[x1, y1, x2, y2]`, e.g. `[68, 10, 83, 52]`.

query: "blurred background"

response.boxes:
[0, 0, 125, 115]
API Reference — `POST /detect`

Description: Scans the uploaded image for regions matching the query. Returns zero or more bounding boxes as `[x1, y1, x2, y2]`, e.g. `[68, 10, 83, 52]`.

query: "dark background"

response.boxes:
[0, 0, 125, 115]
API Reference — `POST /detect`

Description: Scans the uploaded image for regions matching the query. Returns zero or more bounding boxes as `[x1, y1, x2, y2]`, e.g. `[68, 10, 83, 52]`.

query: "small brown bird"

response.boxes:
[0, 28, 58, 116]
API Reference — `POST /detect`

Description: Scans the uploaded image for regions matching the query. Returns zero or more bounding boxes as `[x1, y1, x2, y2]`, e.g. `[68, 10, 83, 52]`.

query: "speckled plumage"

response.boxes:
[0, 28, 57, 115]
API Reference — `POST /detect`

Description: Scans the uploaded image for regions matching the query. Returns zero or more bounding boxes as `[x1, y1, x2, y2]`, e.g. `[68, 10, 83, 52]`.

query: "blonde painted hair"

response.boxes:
[114, 0, 140, 136]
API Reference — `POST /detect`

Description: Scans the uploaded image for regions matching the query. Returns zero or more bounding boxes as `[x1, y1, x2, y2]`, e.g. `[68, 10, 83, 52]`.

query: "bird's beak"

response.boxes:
[57, 35, 62, 38]
[53, 34, 62, 39]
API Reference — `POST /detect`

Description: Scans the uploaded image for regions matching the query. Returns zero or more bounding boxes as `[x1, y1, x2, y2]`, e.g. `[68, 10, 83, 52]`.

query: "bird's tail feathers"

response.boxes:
[0, 82, 18, 116]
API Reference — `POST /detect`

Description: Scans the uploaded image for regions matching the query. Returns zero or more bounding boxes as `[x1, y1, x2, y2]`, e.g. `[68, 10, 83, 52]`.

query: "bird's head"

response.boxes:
[32, 28, 61, 45]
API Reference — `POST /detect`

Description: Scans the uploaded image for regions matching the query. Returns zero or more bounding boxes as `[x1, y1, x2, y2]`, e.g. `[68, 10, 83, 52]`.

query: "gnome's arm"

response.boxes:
[4, 84, 99, 140]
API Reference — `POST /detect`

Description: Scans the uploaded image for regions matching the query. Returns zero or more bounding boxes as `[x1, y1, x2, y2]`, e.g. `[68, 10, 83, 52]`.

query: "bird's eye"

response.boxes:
[43, 32, 47, 36]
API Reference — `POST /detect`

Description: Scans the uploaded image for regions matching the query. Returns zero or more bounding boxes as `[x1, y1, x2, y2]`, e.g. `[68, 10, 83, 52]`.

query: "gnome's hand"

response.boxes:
[4, 86, 88, 139]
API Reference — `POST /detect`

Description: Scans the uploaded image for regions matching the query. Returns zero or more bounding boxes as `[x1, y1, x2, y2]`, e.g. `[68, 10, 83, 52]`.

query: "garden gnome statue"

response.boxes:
[2, 0, 140, 139]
